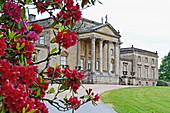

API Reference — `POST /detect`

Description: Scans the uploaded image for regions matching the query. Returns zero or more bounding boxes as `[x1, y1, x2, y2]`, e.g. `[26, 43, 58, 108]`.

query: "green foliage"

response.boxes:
[100, 87, 170, 113]
[156, 80, 168, 86]
[159, 52, 170, 81]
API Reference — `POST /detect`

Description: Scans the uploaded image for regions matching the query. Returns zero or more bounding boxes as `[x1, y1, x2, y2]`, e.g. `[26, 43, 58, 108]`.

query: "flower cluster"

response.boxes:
[0, 37, 7, 56]
[63, 67, 84, 92]
[3, 1, 22, 23]
[32, 23, 43, 34]
[68, 96, 81, 110]
[56, 4, 82, 25]
[11, 40, 34, 58]
[0, 0, 99, 112]
[56, 29, 78, 49]
[0, 59, 49, 112]
[47, 67, 62, 78]
[85, 88, 100, 102]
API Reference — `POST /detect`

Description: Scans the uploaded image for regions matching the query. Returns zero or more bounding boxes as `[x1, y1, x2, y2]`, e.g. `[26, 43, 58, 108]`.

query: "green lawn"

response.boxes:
[100, 87, 170, 113]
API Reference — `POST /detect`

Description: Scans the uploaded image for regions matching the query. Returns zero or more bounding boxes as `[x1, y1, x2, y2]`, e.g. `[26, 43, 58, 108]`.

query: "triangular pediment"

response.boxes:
[96, 25, 117, 36]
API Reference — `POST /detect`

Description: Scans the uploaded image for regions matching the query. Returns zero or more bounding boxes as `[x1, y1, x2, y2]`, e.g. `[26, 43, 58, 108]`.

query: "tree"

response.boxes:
[0, 0, 101, 113]
[159, 52, 170, 81]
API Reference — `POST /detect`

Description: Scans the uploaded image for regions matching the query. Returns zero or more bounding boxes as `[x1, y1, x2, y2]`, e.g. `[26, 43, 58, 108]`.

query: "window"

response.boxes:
[111, 49, 113, 56]
[138, 56, 141, 62]
[96, 61, 99, 70]
[152, 59, 154, 64]
[80, 59, 84, 70]
[39, 36, 45, 44]
[88, 60, 91, 70]
[152, 68, 155, 79]
[145, 57, 148, 63]
[146, 82, 148, 86]
[138, 66, 141, 78]
[60, 56, 67, 65]
[123, 64, 127, 71]
[145, 67, 149, 78]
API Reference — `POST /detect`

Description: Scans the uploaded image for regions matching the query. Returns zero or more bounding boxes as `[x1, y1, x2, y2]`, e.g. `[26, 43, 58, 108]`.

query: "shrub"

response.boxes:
[156, 80, 168, 86]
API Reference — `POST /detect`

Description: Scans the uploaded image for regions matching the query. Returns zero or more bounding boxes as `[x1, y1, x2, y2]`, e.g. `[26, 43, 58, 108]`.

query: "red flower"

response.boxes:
[68, 96, 81, 110]
[55, 30, 78, 49]
[47, 67, 62, 78]
[0, 37, 7, 56]
[32, 23, 43, 34]
[93, 94, 100, 102]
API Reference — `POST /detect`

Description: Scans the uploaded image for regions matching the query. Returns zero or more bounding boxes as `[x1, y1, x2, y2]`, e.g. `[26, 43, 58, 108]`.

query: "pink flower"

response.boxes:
[13, 21, 28, 34]
[26, 31, 39, 43]
[3, 1, 22, 23]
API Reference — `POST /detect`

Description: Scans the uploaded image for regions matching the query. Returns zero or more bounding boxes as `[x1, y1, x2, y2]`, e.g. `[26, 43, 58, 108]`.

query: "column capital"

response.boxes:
[90, 36, 96, 40]
[99, 38, 104, 41]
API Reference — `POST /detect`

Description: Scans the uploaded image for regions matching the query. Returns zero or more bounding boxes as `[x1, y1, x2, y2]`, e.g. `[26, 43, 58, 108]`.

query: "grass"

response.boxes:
[100, 86, 170, 113]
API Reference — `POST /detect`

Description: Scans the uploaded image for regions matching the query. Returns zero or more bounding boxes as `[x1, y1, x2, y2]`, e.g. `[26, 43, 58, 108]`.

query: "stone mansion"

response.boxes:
[29, 15, 158, 86]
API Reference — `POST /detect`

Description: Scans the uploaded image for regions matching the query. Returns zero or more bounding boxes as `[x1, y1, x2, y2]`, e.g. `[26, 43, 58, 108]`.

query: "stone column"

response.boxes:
[85, 40, 89, 70]
[77, 38, 80, 66]
[99, 39, 103, 73]
[107, 41, 111, 75]
[114, 43, 120, 76]
[91, 37, 96, 73]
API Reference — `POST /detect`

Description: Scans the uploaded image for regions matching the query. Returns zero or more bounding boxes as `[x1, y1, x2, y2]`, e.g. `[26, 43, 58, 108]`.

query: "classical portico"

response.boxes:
[77, 23, 121, 84]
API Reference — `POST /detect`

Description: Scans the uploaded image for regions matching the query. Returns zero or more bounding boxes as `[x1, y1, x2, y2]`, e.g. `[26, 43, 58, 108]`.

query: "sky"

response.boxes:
[82, 0, 170, 66]
[33, 0, 170, 66]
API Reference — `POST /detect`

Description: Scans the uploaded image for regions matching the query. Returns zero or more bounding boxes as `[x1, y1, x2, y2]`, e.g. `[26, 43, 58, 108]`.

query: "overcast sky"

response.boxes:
[82, 0, 170, 66]
[34, 0, 170, 66]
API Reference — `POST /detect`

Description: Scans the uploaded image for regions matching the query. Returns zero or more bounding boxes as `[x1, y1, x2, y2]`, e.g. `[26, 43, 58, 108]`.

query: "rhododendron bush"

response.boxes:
[0, 0, 100, 113]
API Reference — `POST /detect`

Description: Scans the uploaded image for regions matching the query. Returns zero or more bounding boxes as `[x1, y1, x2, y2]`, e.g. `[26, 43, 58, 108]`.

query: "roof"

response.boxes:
[120, 47, 158, 57]
[78, 23, 121, 37]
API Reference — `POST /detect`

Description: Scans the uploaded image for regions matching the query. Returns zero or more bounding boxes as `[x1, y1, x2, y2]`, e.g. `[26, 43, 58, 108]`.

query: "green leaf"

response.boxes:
[8, 29, 16, 40]
[92, 101, 98, 106]
[36, 88, 41, 96]
[58, 25, 64, 32]
[23, 55, 28, 66]
[1, 103, 5, 113]
[50, 38, 56, 43]
[29, 87, 38, 91]
[56, 77, 69, 80]
[80, 95, 89, 99]
[49, 88, 55, 93]
[21, 7, 27, 20]
[0, 34, 3, 38]
[25, 0, 32, 4]
[59, 80, 70, 90]
[51, 47, 58, 54]
[32, 82, 39, 86]
[26, 109, 37, 113]
[0, 0, 5, 7]
[49, 21, 57, 28]
[16, 43, 25, 51]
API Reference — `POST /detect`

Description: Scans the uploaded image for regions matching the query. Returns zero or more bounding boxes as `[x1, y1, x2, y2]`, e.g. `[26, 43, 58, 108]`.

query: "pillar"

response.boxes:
[107, 41, 111, 75]
[91, 37, 96, 73]
[77, 38, 80, 66]
[99, 39, 103, 73]
[114, 43, 120, 76]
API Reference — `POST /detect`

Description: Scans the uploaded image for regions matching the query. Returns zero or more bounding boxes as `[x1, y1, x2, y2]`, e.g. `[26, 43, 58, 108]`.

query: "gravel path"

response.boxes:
[45, 84, 133, 113]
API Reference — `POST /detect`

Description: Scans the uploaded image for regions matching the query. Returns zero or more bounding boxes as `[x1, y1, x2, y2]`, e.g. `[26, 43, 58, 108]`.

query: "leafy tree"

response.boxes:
[0, 0, 101, 113]
[159, 52, 170, 81]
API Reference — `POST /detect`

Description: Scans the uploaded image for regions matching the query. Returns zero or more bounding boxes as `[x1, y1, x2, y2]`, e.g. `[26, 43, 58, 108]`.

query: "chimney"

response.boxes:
[28, 14, 36, 22]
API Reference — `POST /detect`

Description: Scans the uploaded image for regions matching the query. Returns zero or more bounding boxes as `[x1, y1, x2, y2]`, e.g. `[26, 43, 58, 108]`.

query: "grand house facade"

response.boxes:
[29, 15, 158, 86]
